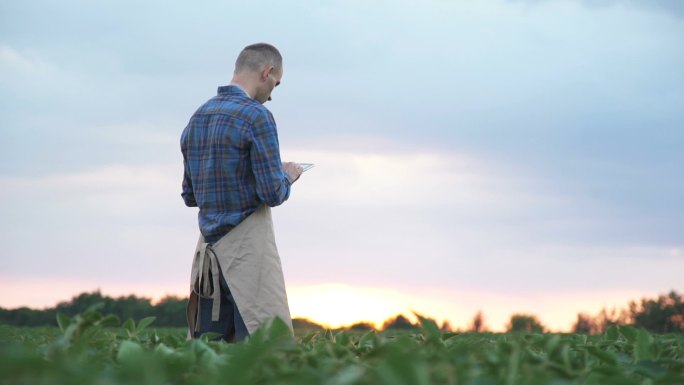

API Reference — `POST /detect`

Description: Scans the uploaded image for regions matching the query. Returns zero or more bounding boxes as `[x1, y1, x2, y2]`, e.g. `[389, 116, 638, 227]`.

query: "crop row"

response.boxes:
[1, 306, 683, 385]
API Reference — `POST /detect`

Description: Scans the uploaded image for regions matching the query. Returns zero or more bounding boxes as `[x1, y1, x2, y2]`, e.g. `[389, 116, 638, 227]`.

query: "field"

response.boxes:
[1, 308, 683, 385]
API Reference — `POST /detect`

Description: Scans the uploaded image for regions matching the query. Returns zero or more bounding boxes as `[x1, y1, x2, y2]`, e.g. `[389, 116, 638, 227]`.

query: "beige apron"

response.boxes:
[186, 205, 293, 338]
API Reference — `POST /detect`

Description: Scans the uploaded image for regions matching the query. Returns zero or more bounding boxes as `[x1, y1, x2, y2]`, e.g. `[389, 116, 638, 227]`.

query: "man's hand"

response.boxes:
[283, 162, 304, 184]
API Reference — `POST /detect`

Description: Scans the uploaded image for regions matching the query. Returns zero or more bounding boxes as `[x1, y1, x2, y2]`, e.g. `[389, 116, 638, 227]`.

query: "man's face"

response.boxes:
[257, 66, 282, 104]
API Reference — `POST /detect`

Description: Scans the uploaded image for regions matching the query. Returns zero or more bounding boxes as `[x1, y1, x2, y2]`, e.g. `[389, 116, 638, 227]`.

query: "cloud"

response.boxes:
[0, 44, 78, 112]
[0, 45, 54, 74]
[0, 163, 182, 220]
[0, 44, 90, 99]
[0, 163, 197, 283]
[281, 147, 560, 213]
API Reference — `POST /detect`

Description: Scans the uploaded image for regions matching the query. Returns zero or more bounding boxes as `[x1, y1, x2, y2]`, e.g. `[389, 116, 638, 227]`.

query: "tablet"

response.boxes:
[299, 163, 315, 172]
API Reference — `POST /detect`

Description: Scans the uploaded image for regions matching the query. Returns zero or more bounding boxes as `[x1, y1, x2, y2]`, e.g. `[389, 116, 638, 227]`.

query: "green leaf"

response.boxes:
[545, 334, 561, 352]
[153, 343, 174, 357]
[635, 329, 654, 361]
[375, 349, 429, 385]
[327, 365, 365, 385]
[654, 374, 684, 385]
[574, 333, 588, 345]
[505, 343, 521, 385]
[587, 346, 618, 366]
[267, 316, 293, 341]
[62, 323, 78, 342]
[199, 332, 223, 342]
[136, 316, 156, 333]
[150, 330, 160, 344]
[415, 313, 440, 342]
[335, 331, 350, 347]
[56, 313, 71, 332]
[605, 325, 619, 342]
[633, 361, 666, 379]
[192, 339, 220, 366]
[358, 331, 376, 350]
[99, 314, 120, 327]
[123, 318, 135, 335]
[117, 340, 144, 365]
[619, 325, 638, 343]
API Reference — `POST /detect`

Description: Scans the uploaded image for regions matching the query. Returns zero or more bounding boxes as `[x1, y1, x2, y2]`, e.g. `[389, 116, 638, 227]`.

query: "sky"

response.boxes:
[1, 0, 683, 332]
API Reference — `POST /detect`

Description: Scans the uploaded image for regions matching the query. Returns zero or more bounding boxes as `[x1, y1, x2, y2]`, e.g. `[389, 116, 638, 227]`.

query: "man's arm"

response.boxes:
[180, 131, 198, 207]
[181, 163, 197, 207]
[250, 110, 292, 207]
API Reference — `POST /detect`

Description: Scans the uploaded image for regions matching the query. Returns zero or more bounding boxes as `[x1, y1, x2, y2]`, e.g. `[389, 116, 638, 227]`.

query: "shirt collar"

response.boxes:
[227, 83, 252, 99]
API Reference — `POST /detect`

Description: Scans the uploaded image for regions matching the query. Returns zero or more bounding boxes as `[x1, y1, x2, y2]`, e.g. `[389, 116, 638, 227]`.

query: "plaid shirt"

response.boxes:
[181, 85, 291, 243]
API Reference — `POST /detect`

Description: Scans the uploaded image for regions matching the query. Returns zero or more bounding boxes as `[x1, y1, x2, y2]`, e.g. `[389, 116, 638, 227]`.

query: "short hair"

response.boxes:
[234, 43, 282, 74]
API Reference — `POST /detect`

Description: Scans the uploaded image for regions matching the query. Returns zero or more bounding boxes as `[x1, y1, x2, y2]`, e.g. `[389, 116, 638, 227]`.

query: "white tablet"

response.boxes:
[299, 163, 315, 172]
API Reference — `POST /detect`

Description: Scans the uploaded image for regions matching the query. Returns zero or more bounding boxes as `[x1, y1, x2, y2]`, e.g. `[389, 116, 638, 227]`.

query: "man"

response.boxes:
[180, 43, 302, 342]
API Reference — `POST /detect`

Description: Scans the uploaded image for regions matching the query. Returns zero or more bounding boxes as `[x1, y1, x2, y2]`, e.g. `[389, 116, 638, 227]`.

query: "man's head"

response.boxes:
[232, 43, 283, 104]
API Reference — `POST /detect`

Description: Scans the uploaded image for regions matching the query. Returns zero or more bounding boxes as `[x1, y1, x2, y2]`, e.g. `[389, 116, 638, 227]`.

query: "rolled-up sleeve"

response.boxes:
[249, 110, 291, 207]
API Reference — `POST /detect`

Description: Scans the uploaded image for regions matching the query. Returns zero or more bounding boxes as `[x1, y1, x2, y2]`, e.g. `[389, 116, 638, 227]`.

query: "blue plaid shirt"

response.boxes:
[181, 85, 291, 243]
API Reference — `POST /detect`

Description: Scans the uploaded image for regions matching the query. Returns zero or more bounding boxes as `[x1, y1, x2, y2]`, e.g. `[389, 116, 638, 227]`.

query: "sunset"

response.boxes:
[2, 0, 683, 383]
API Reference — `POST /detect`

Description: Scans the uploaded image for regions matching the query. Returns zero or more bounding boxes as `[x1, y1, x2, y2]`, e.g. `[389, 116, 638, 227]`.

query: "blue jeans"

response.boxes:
[194, 266, 249, 342]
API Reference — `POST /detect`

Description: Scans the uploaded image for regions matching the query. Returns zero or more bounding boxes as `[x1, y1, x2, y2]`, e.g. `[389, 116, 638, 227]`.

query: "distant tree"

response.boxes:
[470, 311, 487, 332]
[347, 321, 375, 331]
[629, 290, 684, 333]
[440, 320, 453, 332]
[0, 307, 56, 327]
[112, 294, 155, 322]
[55, 290, 111, 315]
[0, 291, 186, 327]
[4, 289, 683, 332]
[292, 318, 324, 331]
[573, 312, 601, 334]
[153, 296, 187, 326]
[54, 291, 155, 323]
[507, 314, 545, 333]
[595, 307, 627, 333]
[382, 315, 416, 330]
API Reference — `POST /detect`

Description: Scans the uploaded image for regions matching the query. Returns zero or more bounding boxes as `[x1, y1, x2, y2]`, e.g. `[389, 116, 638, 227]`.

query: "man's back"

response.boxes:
[181, 85, 291, 243]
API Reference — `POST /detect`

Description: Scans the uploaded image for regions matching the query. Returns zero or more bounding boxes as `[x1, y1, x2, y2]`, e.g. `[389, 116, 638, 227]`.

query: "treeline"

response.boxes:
[463, 290, 684, 334]
[572, 290, 684, 334]
[0, 291, 186, 327]
[1, 290, 682, 334]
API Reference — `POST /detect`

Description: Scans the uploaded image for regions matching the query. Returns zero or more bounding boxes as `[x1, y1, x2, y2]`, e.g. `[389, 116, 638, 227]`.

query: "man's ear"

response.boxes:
[261, 66, 274, 81]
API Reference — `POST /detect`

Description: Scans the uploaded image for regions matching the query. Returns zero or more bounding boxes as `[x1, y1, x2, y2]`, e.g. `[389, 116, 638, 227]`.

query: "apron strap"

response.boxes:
[207, 246, 221, 322]
[197, 243, 209, 295]
[192, 242, 223, 328]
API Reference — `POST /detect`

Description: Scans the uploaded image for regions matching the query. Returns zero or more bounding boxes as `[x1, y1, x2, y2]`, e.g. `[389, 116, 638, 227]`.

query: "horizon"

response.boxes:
[1, 0, 682, 334]
[0, 282, 673, 332]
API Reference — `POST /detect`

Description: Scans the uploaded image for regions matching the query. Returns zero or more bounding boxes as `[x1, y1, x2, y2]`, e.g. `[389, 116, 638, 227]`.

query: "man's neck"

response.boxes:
[230, 78, 255, 99]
